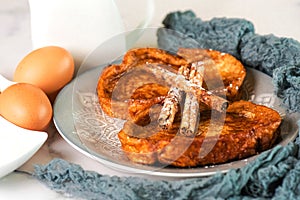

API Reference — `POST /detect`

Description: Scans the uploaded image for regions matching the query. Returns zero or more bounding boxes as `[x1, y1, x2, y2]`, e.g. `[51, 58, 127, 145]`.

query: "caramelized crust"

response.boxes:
[118, 100, 281, 167]
[96, 47, 280, 168]
[97, 48, 246, 120]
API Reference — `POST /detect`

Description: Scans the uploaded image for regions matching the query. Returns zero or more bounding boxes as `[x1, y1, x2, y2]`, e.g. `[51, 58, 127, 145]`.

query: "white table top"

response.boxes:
[1, 0, 300, 199]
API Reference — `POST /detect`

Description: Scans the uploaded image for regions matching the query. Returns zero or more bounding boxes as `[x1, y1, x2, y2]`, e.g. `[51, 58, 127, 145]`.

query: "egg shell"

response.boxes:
[0, 83, 53, 131]
[14, 46, 74, 94]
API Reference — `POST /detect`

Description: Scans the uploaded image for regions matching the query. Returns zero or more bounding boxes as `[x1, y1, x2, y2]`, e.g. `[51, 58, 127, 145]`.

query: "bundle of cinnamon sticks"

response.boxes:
[146, 48, 228, 136]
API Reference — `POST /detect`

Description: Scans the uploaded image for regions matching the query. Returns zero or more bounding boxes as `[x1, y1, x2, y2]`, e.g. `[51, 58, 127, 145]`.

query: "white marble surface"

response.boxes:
[0, 0, 31, 79]
[1, 0, 300, 199]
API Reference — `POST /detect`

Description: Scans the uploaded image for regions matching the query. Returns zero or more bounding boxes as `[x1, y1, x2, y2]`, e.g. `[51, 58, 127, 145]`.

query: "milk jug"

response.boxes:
[28, 0, 154, 73]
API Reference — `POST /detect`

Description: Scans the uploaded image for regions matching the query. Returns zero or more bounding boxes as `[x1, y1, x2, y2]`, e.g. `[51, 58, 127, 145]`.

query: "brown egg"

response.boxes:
[0, 83, 53, 131]
[14, 46, 74, 95]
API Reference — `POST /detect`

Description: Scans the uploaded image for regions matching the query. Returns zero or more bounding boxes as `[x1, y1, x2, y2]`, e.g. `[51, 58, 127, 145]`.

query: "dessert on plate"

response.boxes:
[96, 47, 281, 167]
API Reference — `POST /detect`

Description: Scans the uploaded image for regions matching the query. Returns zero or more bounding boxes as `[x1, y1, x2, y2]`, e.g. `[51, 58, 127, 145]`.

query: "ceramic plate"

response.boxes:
[53, 63, 299, 178]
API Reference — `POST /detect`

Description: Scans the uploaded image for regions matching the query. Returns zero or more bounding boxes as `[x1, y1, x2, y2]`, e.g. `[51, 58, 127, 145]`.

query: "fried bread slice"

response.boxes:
[97, 48, 246, 121]
[118, 100, 281, 167]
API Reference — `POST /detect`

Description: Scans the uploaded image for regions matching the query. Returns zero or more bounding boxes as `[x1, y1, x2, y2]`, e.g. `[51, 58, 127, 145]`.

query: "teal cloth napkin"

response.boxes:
[34, 10, 300, 200]
[34, 141, 300, 200]
[157, 10, 300, 112]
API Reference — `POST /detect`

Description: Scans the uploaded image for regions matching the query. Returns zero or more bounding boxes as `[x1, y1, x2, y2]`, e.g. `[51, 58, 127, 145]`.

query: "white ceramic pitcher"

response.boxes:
[28, 0, 154, 73]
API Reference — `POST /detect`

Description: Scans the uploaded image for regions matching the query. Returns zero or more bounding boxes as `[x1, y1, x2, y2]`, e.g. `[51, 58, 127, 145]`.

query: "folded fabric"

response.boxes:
[158, 10, 254, 59]
[33, 10, 300, 200]
[33, 140, 300, 200]
[239, 34, 300, 77]
[157, 10, 300, 112]
[272, 65, 300, 112]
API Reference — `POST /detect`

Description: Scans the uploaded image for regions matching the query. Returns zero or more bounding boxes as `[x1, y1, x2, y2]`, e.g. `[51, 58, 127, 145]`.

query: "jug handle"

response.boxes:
[124, 0, 155, 49]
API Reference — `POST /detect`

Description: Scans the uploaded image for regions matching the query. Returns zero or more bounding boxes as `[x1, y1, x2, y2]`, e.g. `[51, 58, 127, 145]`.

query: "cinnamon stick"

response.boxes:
[142, 64, 228, 112]
[178, 65, 190, 79]
[158, 87, 184, 129]
[158, 63, 203, 132]
[193, 88, 228, 112]
[189, 62, 205, 86]
[178, 61, 204, 136]
[179, 92, 200, 136]
[141, 63, 198, 92]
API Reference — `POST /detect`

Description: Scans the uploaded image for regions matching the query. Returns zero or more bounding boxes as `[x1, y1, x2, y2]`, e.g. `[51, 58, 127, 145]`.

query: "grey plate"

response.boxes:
[53, 64, 299, 178]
